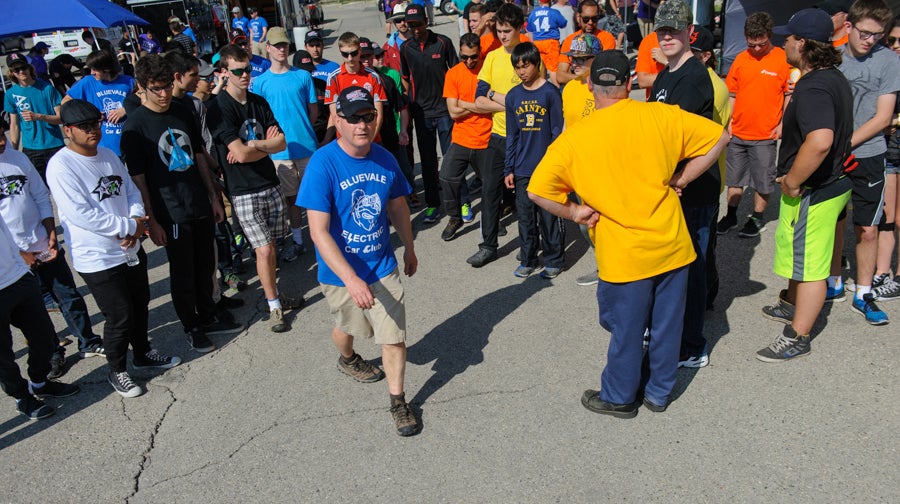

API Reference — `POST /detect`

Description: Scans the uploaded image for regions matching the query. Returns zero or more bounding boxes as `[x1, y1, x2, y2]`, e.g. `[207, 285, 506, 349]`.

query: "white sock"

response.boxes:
[827, 275, 842, 289]
[856, 285, 872, 300]
[267, 298, 282, 311]
[291, 227, 303, 245]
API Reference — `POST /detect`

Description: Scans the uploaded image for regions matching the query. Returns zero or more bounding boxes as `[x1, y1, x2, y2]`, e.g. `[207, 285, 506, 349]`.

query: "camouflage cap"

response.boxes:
[654, 0, 693, 31]
[565, 33, 601, 57]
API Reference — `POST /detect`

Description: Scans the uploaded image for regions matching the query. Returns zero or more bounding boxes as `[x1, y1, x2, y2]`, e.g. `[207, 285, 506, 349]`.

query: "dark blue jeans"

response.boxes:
[0, 272, 56, 399]
[597, 266, 688, 406]
[680, 202, 719, 358]
[413, 113, 453, 208]
[515, 175, 564, 269]
[35, 246, 101, 352]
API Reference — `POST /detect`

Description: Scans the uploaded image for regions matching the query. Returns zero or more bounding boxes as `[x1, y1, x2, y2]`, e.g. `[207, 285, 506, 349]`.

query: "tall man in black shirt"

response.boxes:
[122, 55, 241, 354]
[207, 45, 304, 333]
[649, 0, 717, 369]
[399, 4, 460, 223]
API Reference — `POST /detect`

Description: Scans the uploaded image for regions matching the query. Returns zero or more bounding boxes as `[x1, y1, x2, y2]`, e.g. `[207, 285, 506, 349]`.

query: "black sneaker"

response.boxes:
[389, 401, 419, 437]
[48, 352, 66, 380]
[17, 395, 55, 420]
[761, 289, 794, 325]
[108, 370, 143, 398]
[188, 329, 216, 353]
[466, 248, 497, 268]
[29, 381, 80, 398]
[133, 349, 182, 369]
[580, 389, 638, 418]
[716, 215, 738, 235]
[756, 327, 810, 363]
[873, 271, 900, 301]
[441, 217, 463, 241]
[337, 353, 385, 383]
[642, 397, 668, 413]
[81, 343, 106, 358]
[201, 318, 243, 336]
[737, 216, 766, 238]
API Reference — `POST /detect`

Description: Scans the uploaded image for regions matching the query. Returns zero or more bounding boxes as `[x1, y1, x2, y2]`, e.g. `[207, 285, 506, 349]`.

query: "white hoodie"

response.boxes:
[0, 148, 55, 252]
[46, 147, 145, 273]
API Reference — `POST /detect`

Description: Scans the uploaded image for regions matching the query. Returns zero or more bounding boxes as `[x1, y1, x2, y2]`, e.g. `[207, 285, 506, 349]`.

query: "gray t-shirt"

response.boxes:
[839, 44, 900, 158]
[552, 5, 575, 42]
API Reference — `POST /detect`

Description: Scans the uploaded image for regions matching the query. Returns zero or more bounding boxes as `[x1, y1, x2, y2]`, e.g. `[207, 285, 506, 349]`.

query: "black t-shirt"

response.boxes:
[399, 31, 458, 118]
[777, 67, 853, 189]
[121, 103, 211, 225]
[48, 55, 79, 93]
[650, 57, 716, 206]
[207, 90, 281, 196]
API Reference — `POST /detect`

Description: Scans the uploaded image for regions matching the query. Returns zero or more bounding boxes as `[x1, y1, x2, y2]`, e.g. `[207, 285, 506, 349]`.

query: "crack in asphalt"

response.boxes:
[125, 384, 176, 504]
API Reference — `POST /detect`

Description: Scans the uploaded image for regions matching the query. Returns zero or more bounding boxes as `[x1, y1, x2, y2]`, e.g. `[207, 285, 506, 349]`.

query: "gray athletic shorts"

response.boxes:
[726, 137, 777, 194]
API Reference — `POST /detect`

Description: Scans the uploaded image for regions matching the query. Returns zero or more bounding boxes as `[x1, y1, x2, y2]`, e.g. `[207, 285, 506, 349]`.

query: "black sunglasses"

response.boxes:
[340, 49, 360, 58]
[341, 112, 377, 124]
[886, 36, 899, 45]
[69, 120, 102, 133]
[581, 15, 602, 23]
[228, 65, 253, 76]
[459, 54, 479, 61]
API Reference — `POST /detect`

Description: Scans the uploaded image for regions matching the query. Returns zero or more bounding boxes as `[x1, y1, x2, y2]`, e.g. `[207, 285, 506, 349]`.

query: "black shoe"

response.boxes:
[17, 395, 55, 420]
[29, 380, 80, 398]
[642, 397, 668, 412]
[188, 329, 216, 353]
[580, 389, 638, 418]
[441, 217, 463, 241]
[716, 215, 738, 235]
[756, 326, 811, 363]
[48, 352, 66, 380]
[201, 318, 243, 336]
[737, 216, 766, 238]
[133, 349, 182, 369]
[108, 370, 143, 398]
[466, 248, 497, 268]
[217, 295, 244, 309]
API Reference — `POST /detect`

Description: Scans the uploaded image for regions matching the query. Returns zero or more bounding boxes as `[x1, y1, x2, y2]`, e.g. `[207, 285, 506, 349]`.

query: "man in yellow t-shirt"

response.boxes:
[528, 51, 728, 418]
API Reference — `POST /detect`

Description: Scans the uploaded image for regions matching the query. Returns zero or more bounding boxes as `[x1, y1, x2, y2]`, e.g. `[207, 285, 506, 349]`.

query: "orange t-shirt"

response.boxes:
[480, 32, 532, 58]
[725, 47, 790, 140]
[635, 32, 665, 99]
[557, 29, 616, 69]
[443, 62, 492, 150]
[833, 33, 849, 47]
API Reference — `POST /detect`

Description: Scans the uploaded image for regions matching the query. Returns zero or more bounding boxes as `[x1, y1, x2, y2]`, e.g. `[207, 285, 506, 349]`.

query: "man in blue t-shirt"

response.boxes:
[63, 50, 135, 158]
[304, 31, 340, 82]
[248, 7, 269, 57]
[296, 86, 419, 438]
[252, 27, 319, 262]
[231, 6, 250, 37]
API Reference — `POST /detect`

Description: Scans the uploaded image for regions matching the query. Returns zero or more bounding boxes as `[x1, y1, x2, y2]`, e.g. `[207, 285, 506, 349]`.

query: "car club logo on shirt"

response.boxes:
[351, 189, 382, 232]
[92, 175, 123, 202]
[0, 175, 27, 200]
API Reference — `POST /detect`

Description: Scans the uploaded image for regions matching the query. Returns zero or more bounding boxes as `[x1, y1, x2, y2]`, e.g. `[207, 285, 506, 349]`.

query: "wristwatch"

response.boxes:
[488, 90, 495, 101]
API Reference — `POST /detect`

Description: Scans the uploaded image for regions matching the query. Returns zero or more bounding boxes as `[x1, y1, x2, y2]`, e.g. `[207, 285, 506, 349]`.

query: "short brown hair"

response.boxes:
[218, 44, 249, 68]
[337, 32, 360, 48]
[848, 0, 893, 28]
[744, 11, 773, 39]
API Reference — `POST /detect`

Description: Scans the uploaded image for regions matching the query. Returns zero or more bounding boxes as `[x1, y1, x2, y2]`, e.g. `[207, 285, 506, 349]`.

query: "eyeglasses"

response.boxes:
[340, 112, 377, 124]
[145, 82, 174, 95]
[340, 49, 360, 58]
[853, 25, 885, 41]
[459, 54, 479, 61]
[69, 120, 102, 133]
[886, 36, 899, 45]
[569, 56, 594, 66]
[581, 15, 602, 23]
[228, 65, 253, 76]
[10, 67, 29, 74]
[747, 41, 770, 49]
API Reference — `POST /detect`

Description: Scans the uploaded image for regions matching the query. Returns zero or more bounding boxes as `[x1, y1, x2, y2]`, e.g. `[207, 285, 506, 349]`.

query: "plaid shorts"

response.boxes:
[231, 186, 288, 249]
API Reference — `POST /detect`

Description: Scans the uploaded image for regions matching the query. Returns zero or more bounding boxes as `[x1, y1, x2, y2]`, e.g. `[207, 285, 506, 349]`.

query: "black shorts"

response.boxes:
[849, 154, 886, 227]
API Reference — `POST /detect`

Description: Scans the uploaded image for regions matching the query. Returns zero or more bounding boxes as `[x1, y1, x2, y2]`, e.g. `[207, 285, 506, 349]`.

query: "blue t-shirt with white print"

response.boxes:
[66, 74, 135, 156]
[296, 141, 412, 286]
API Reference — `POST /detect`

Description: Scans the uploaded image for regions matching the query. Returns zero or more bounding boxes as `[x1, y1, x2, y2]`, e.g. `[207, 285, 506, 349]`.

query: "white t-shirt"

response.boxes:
[0, 148, 54, 252]
[0, 215, 29, 290]
[45, 147, 145, 273]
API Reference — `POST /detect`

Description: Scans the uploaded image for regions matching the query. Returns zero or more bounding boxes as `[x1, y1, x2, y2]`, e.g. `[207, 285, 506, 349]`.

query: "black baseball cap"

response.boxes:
[60, 99, 102, 126]
[359, 37, 375, 55]
[305, 30, 323, 44]
[773, 8, 833, 43]
[590, 50, 629, 87]
[6, 52, 29, 70]
[690, 25, 714, 52]
[336, 86, 375, 117]
[816, 0, 852, 16]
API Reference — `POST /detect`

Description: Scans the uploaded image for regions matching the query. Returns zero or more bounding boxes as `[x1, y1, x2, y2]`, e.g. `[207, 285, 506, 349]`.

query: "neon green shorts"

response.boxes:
[774, 177, 851, 282]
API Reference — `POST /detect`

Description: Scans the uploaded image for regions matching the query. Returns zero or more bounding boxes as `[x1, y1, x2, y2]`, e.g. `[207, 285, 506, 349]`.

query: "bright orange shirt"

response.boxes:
[725, 47, 790, 140]
[557, 29, 615, 69]
[443, 62, 492, 149]
[833, 33, 848, 47]
[480, 32, 531, 58]
[635, 32, 665, 99]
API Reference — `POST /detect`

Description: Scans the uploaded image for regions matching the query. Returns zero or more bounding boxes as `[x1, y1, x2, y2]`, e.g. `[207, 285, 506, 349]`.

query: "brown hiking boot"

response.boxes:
[390, 401, 419, 437]
[269, 308, 287, 333]
[337, 353, 385, 383]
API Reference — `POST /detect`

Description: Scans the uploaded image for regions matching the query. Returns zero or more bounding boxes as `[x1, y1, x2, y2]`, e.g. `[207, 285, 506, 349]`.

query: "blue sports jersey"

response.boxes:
[527, 6, 568, 41]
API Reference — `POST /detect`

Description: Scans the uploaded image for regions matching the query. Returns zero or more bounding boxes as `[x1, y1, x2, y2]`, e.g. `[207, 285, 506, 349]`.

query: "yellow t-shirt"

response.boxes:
[528, 99, 725, 283]
[562, 78, 595, 128]
[708, 66, 732, 193]
[477, 46, 521, 137]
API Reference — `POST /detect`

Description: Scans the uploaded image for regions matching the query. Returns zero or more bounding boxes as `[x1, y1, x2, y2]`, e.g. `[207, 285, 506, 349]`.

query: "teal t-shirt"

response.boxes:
[3, 80, 65, 150]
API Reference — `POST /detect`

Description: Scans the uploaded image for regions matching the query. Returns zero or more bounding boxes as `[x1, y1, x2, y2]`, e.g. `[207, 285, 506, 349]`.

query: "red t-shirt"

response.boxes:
[324, 63, 387, 105]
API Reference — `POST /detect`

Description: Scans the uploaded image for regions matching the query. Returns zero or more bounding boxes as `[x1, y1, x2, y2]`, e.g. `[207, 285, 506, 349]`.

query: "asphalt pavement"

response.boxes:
[1, 2, 898, 502]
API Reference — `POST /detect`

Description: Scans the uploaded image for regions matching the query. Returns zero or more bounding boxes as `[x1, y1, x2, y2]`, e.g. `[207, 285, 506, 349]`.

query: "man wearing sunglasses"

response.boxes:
[298, 86, 418, 437]
[383, 3, 413, 74]
[832, 0, 900, 322]
[557, 0, 616, 85]
[400, 4, 460, 224]
[208, 45, 304, 333]
[324, 32, 386, 140]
